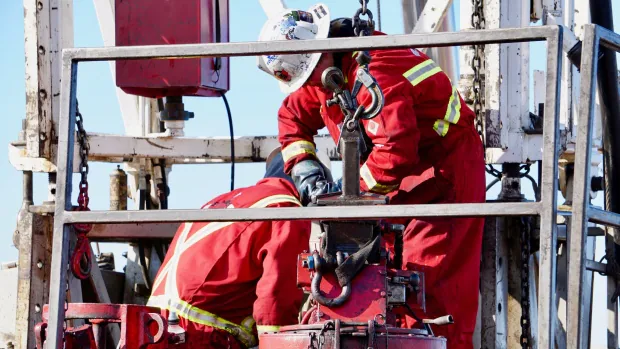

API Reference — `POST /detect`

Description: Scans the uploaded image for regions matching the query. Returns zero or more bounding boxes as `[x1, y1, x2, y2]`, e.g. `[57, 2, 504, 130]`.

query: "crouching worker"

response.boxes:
[147, 149, 311, 348]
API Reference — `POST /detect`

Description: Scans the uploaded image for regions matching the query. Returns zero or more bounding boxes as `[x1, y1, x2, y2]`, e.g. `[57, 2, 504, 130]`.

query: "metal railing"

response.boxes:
[567, 24, 620, 349]
[49, 26, 566, 348]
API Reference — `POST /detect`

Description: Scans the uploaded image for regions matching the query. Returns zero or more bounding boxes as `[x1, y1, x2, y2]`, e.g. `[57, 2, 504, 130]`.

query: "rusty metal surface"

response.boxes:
[109, 166, 127, 211]
[259, 324, 446, 349]
[24, 0, 52, 160]
[88, 223, 179, 241]
[14, 173, 53, 349]
[480, 217, 507, 348]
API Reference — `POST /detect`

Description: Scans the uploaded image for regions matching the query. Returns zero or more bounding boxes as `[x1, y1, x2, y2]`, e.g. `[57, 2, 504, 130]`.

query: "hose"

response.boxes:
[301, 305, 317, 324]
[221, 92, 235, 191]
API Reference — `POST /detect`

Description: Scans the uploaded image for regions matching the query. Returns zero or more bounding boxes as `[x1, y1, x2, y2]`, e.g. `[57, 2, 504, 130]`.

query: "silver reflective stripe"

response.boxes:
[433, 120, 449, 137]
[434, 87, 462, 137]
[444, 87, 461, 124]
[403, 59, 443, 86]
[282, 140, 316, 163]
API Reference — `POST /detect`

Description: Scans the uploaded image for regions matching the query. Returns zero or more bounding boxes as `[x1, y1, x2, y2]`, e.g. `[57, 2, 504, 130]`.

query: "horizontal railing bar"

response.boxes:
[588, 206, 620, 228]
[62, 202, 542, 224]
[597, 25, 620, 52]
[65, 26, 557, 62]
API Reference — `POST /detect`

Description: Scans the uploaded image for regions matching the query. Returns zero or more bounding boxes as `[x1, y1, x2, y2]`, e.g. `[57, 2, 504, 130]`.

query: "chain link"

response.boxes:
[520, 217, 532, 348]
[353, 0, 374, 37]
[71, 101, 93, 280]
[471, 0, 487, 163]
[359, 0, 368, 15]
[75, 102, 90, 209]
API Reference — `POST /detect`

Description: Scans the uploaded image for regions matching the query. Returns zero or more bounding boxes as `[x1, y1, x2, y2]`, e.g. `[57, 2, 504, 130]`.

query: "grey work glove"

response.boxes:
[291, 160, 340, 206]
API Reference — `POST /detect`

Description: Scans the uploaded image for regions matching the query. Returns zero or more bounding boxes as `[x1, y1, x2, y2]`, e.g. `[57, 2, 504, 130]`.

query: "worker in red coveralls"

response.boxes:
[256, 4, 485, 348]
[147, 149, 312, 349]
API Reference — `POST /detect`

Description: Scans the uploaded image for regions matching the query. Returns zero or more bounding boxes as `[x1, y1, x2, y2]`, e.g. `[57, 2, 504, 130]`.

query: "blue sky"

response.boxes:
[0, 0, 618, 347]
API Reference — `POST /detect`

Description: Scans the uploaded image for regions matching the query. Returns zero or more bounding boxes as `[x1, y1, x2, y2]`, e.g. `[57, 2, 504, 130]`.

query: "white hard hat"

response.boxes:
[257, 3, 331, 94]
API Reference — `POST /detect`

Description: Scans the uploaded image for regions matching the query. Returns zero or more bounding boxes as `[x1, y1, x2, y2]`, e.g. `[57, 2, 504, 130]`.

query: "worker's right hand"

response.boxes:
[291, 159, 338, 206]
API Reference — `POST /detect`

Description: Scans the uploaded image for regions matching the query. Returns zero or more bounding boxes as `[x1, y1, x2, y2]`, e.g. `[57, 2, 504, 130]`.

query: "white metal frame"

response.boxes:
[46, 25, 565, 349]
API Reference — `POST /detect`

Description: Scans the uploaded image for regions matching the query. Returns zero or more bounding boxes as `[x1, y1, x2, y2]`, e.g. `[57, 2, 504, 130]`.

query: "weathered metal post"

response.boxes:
[14, 171, 53, 349]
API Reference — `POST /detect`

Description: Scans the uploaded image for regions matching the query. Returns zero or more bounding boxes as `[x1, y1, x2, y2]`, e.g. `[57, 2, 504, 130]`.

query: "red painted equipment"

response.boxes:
[115, 0, 230, 98]
[258, 222, 447, 349]
[36, 303, 178, 349]
[260, 323, 445, 349]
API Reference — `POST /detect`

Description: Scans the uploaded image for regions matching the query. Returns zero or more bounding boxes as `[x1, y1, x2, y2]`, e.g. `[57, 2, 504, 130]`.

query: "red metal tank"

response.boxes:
[115, 0, 230, 98]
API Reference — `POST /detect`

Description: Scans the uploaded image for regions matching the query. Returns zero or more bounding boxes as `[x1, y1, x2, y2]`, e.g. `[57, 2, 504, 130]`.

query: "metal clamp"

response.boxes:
[310, 252, 351, 307]
[350, 68, 385, 120]
[322, 66, 384, 122]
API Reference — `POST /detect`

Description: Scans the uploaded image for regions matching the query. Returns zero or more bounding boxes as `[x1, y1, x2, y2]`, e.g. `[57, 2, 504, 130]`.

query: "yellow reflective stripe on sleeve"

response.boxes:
[433, 120, 449, 137]
[147, 296, 257, 348]
[282, 140, 316, 163]
[257, 325, 281, 333]
[360, 163, 399, 194]
[403, 59, 443, 87]
[433, 87, 462, 137]
[444, 87, 462, 124]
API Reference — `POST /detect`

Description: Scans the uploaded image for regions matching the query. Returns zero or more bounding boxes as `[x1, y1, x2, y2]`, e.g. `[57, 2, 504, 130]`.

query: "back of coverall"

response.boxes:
[148, 178, 311, 348]
[277, 43, 486, 348]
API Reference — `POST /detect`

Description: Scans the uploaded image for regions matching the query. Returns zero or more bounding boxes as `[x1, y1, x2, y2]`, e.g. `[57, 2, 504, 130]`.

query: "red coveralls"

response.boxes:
[148, 178, 311, 348]
[278, 43, 485, 348]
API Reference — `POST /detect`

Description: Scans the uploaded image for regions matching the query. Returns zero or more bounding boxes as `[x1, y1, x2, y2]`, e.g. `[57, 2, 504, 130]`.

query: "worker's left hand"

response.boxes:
[291, 160, 338, 205]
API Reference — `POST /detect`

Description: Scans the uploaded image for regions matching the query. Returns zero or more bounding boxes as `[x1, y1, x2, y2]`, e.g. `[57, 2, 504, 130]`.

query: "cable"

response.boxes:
[221, 91, 235, 191]
[376, 0, 381, 31]
[404, 303, 433, 336]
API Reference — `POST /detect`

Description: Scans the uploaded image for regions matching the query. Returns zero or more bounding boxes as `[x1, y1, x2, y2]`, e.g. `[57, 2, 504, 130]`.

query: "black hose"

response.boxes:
[590, 0, 620, 283]
[221, 92, 235, 191]
[157, 159, 169, 210]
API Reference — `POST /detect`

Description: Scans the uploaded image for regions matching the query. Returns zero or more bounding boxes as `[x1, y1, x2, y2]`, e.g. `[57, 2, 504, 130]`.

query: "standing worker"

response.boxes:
[257, 4, 485, 348]
[147, 149, 312, 348]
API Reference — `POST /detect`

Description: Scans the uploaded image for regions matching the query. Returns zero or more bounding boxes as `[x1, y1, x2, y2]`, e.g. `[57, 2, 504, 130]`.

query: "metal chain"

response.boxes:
[71, 101, 93, 280]
[75, 102, 90, 209]
[520, 217, 532, 348]
[359, 0, 368, 15]
[353, 0, 374, 37]
[471, 0, 487, 163]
